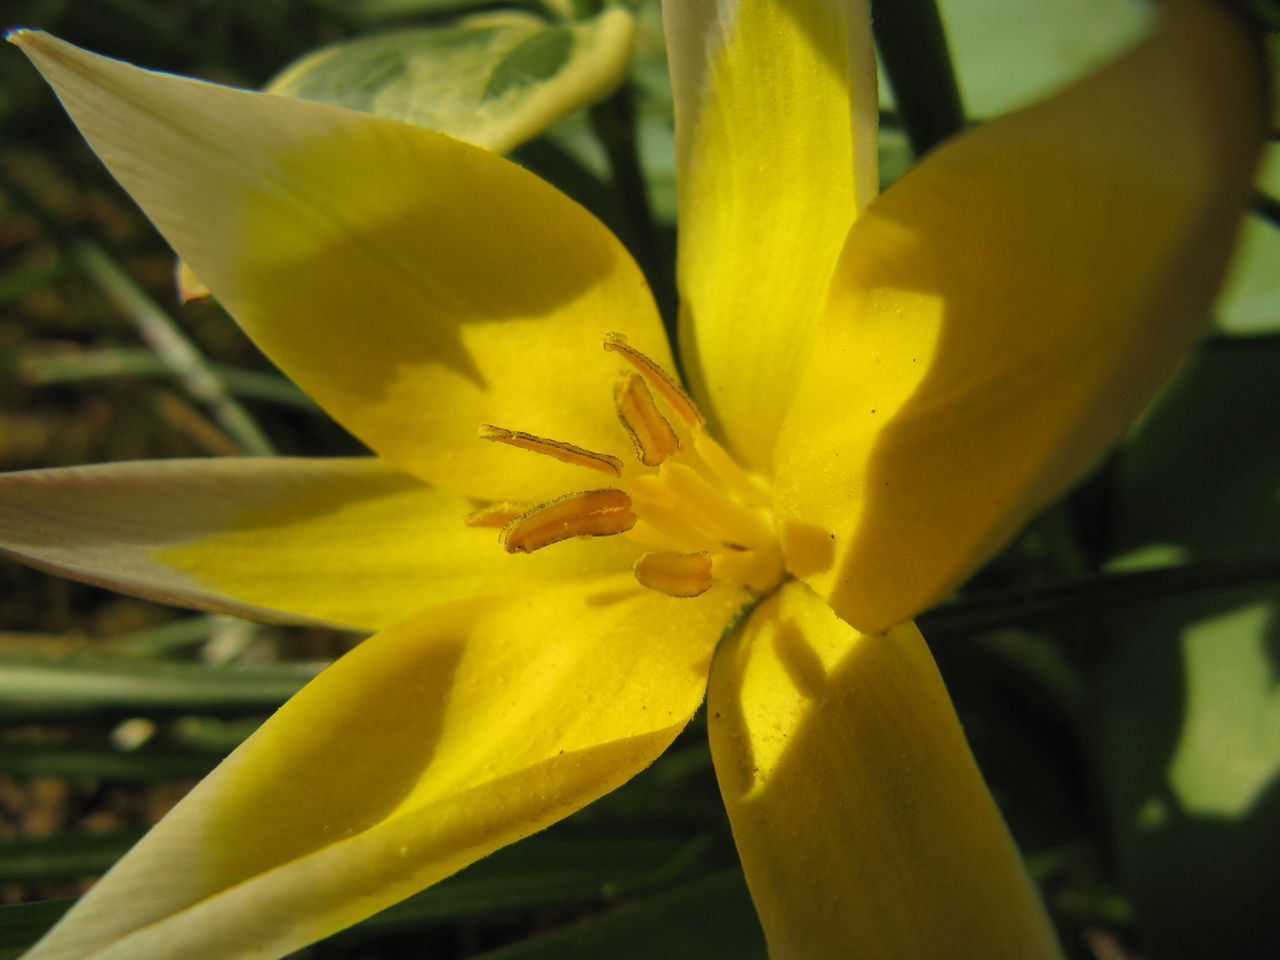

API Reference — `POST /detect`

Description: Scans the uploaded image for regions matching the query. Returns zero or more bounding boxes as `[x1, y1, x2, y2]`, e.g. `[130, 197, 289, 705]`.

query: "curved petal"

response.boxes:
[0, 458, 640, 631]
[708, 582, 1061, 959]
[13, 32, 670, 502]
[773, 0, 1265, 632]
[663, 0, 876, 470]
[25, 575, 748, 960]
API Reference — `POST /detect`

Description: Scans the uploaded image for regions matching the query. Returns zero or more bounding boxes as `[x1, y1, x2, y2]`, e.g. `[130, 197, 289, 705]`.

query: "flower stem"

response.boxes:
[870, 0, 965, 157]
[16, 346, 313, 410]
[588, 83, 677, 331]
[920, 557, 1280, 636]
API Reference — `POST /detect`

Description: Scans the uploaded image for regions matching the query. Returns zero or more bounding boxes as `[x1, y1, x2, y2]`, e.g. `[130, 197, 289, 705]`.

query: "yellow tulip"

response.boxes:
[1, 0, 1263, 956]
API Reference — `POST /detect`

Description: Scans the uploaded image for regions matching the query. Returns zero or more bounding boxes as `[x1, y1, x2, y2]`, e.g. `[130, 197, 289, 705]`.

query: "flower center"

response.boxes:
[466, 333, 784, 598]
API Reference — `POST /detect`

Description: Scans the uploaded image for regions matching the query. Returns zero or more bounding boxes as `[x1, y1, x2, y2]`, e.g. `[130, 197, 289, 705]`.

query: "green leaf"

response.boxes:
[0, 656, 316, 721]
[1110, 341, 1280, 558]
[892, 0, 1152, 118]
[0, 900, 73, 960]
[337, 828, 707, 938]
[266, 8, 635, 152]
[471, 870, 765, 960]
[0, 830, 143, 885]
[0, 743, 220, 781]
[0, 829, 719, 956]
[1099, 589, 1280, 959]
[354, 0, 555, 18]
[1100, 341, 1280, 958]
[1217, 147, 1280, 336]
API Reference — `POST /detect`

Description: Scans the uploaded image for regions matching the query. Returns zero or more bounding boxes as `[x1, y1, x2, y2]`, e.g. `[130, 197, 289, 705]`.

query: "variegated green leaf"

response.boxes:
[266, 8, 635, 152]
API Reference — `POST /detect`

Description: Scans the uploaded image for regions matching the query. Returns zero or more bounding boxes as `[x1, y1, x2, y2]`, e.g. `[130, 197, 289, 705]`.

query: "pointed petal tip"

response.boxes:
[5, 26, 36, 46]
[8, 30, 82, 73]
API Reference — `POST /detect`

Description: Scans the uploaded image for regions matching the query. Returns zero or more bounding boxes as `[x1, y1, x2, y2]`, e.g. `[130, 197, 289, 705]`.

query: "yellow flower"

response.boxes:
[1, 1, 1262, 957]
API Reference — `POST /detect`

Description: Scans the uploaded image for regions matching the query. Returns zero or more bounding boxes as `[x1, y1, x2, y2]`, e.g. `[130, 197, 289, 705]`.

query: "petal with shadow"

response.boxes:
[25, 575, 748, 960]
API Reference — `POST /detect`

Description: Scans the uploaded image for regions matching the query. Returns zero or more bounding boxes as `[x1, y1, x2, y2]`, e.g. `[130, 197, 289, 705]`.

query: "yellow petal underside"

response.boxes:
[14, 32, 670, 502]
[708, 582, 1062, 959]
[663, 0, 876, 471]
[0, 458, 639, 631]
[26, 576, 748, 960]
[774, 0, 1264, 632]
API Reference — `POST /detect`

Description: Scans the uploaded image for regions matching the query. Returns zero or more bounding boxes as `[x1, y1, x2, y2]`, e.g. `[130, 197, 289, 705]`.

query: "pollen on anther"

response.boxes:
[502, 489, 635, 554]
[603, 333, 705, 429]
[480, 425, 623, 476]
[634, 550, 713, 597]
[614, 372, 679, 467]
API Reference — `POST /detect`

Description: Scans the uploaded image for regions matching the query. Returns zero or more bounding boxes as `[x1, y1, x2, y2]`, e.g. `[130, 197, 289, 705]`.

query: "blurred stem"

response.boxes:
[920, 557, 1280, 636]
[870, 0, 965, 157]
[0, 831, 143, 884]
[0, 169, 276, 455]
[0, 657, 318, 722]
[71, 242, 277, 456]
[588, 85, 677, 329]
[0, 615, 220, 660]
[0, 745, 218, 782]
[18, 346, 314, 410]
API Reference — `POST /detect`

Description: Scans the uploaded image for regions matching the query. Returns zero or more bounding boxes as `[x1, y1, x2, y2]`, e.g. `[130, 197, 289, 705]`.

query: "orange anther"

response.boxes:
[502, 489, 635, 554]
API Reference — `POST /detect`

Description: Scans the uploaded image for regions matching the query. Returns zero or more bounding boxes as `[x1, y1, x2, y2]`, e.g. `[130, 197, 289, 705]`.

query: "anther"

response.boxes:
[604, 333, 705, 429]
[633, 551, 713, 597]
[464, 502, 532, 528]
[480, 425, 623, 476]
[614, 372, 679, 466]
[502, 489, 635, 554]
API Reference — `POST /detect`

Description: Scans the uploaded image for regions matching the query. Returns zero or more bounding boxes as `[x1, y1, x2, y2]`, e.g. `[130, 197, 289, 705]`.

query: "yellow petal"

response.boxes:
[174, 8, 637, 306]
[774, 0, 1265, 632]
[708, 581, 1061, 959]
[0, 458, 638, 631]
[664, 0, 876, 470]
[26, 575, 748, 960]
[13, 32, 670, 502]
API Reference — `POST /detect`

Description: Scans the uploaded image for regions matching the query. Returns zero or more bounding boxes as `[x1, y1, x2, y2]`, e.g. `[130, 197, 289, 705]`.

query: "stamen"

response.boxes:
[692, 431, 768, 506]
[660, 462, 773, 548]
[604, 333, 705, 428]
[480, 425, 623, 476]
[502, 489, 635, 554]
[614, 372, 679, 467]
[634, 551, 713, 598]
[465, 502, 532, 528]
[625, 498, 723, 553]
[626, 520, 700, 553]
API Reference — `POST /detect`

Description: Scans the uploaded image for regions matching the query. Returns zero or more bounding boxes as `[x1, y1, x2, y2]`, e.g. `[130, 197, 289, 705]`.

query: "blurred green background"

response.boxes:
[0, 1, 1277, 958]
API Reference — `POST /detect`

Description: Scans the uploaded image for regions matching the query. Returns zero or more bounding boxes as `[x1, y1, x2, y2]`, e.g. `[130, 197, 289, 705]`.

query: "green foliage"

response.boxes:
[1219, 149, 1280, 334]
[0, 1, 1276, 958]
[1097, 341, 1280, 958]
[266, 8, 634, 152]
